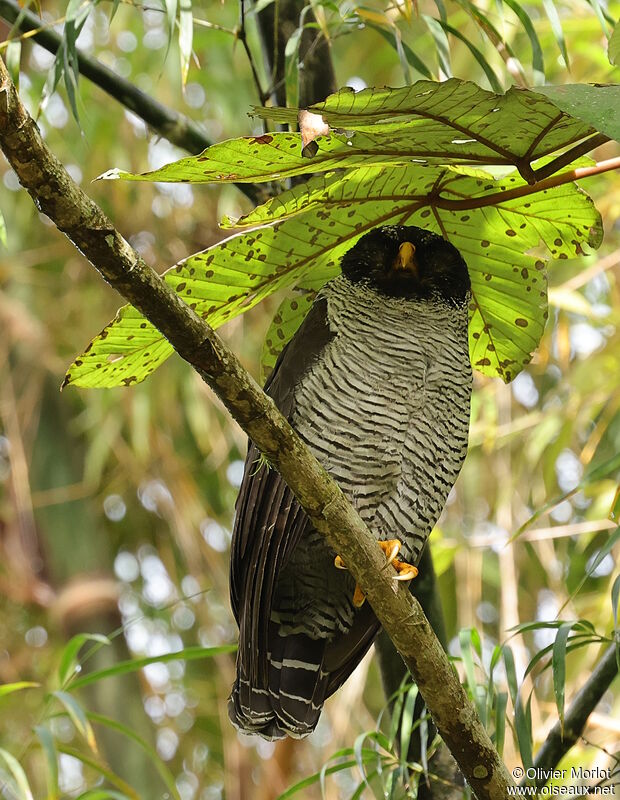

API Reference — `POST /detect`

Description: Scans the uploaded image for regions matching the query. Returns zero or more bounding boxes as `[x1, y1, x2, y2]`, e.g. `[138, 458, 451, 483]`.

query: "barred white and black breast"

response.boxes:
[229, 226, 472, 740]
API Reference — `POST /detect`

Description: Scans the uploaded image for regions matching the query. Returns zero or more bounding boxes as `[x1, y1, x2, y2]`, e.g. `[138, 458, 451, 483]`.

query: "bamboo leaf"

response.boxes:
[178, 0, 193, 87]
[494, 691, 508, 756]
[503, 646, 533, 769]
[0, 748, 34, 800]
[353, 733, 380, 796]
[499, 0, 544, 83]
[86, 712, 181, 800]
[435, 21, 504, 92]
[33, 725, 59, 800]
[552, 622, 578, 731]
[364, 21, 433, 79]
[66, 644, 236, 690]
[524, 635, 603, 679]
[0, 681, 40, 698]
[460, 628, 485, 721]
[583, 0, 614, 35]
[52, 691, 98, 753]
[277, 750, 378, 799]
[542, 0, 569, 68]
[422, 15, 452, 77]
[56, 745, 139, 799]
[58, 633, 111, 685]
[512, 454, 620, 539]
[612, 573, 620, 631]
[609, 20, 620, 65]
[5, 40, 21, 88]
[557, 525, 620, 615]
[399, 684, 418, 767]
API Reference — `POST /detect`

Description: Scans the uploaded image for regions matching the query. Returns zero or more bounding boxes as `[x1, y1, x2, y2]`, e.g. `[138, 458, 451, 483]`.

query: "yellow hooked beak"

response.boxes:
[393, 241, 417, 275]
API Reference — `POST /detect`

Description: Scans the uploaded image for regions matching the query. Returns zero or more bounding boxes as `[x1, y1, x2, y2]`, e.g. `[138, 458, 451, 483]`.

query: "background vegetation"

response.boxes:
[0, 1, 618, 798]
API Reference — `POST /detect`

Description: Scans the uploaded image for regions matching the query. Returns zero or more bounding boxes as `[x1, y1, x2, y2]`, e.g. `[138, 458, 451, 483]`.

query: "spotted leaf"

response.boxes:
[98, 80, 598, 186]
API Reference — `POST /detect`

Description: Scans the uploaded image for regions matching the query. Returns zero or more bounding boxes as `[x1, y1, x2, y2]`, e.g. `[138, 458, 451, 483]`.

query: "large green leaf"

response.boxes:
[533, 84, 620, 143]
[66, 161, 601, 388]
[260, 263, 339, 382]
[68, 79, 608, 390]
[251, 80, 594, 148]
[100, 81, 596, 187]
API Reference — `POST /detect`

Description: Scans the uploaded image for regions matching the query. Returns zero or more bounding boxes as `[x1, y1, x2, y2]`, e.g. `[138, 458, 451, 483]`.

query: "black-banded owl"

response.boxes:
[229, 225, 472, 739]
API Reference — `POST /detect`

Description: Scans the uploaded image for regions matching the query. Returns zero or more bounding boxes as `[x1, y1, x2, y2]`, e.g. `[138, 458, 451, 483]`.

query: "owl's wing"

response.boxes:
[230, 296, 335, 684]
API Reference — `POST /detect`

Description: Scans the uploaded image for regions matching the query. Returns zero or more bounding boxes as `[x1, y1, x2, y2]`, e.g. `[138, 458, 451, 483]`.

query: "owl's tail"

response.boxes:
[228, 624, 330, 740]
[228, 611, 380, 739]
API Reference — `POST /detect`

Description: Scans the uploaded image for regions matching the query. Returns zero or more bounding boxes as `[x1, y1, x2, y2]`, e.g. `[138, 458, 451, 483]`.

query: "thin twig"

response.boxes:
[0, 0, 262, 203]
[426, 157, 620, 211]
[237, 0, 269, 105]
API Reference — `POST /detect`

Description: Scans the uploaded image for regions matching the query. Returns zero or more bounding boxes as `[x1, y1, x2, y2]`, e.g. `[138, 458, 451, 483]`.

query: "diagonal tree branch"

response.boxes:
[522, 644, 619, 790]
[0, 56, 514, 800]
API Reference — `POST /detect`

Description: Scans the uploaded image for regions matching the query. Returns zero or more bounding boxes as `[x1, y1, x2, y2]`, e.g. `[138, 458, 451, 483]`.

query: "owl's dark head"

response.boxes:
[340, 225, 471, 305]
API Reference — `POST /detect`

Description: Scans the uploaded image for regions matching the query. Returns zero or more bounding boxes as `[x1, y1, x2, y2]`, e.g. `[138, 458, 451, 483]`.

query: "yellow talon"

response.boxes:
[353, 584, 366, 607]
[378, 539, 401, 566]
[392, 559, 419, 582]
[334, 538, 418, 606]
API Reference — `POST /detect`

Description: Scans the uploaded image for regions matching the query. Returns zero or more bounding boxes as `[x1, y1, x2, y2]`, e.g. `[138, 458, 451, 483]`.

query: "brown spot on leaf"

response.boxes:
[481, 240, 490, 248]
[476, 358, 491, 366]
[177, 282, 186, 292]
[250, 134, 274, 145]
[506, 229, 516, 237]
[515, 318, 528, 327]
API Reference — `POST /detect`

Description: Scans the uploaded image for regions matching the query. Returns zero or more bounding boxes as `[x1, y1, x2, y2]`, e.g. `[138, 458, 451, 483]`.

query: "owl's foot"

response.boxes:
[334, 539, 418, 608]
[378, 540, 419, 581]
